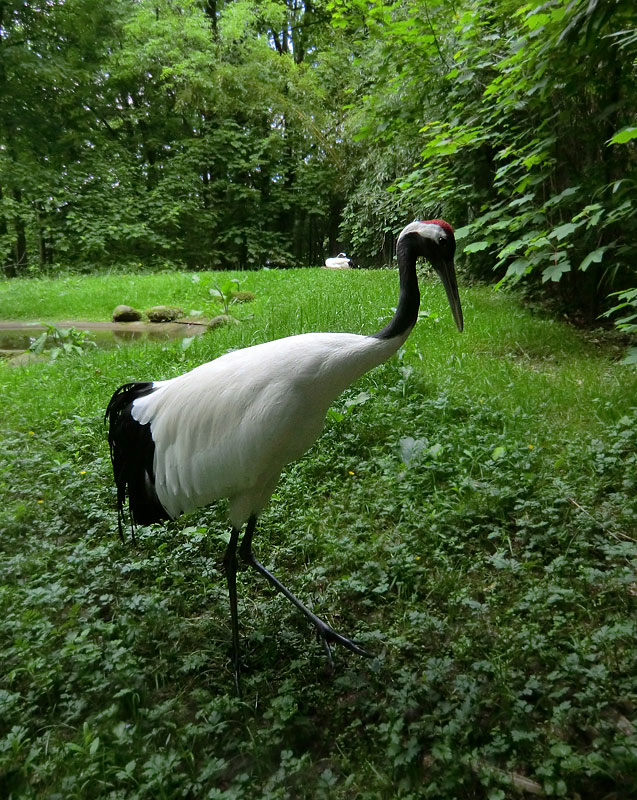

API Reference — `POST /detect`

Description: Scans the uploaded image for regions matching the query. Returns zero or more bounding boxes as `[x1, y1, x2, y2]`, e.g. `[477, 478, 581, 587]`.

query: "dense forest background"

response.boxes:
[1, 0, 636, 322]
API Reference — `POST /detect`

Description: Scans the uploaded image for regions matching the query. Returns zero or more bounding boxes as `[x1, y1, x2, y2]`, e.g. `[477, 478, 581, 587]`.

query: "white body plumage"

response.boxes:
[131, 330, 407, 528]
[324, 253, 351, 269]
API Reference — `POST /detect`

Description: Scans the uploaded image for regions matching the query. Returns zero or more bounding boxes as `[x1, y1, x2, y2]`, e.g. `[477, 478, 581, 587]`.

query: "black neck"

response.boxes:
[372, 234, 420, 340]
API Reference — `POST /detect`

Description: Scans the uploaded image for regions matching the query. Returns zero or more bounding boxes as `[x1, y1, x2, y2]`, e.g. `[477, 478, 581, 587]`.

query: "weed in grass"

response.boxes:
[28, 324, 97, 360]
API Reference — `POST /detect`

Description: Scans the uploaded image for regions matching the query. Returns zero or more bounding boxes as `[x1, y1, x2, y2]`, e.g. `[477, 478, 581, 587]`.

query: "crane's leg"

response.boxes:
[223, 526, 242, 696]
[239, 515, 372, 665]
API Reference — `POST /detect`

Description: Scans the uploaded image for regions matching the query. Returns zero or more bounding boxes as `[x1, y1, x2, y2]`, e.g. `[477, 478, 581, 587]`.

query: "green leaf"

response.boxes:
[29, 331, 48, 354]
[608, 127, 637, 145]
[544, 186, 580, 207]
[498, 239, 526, 260]
[399, 436, 428, 465]
[428, 442, 443, 459]
[221, 279, 240, 295]
[621, 347, 637, 365]
[528, 236, 552, 250]
[463, 241, 490, 253]
[491, 446, 506, 461]
[505, 257, 532, 277]
[579, 247, 607, 272]
[508, 193, 535, 208]
[344, 391, 372, 409]
[525, 13, 550, 31]
[550, 223, 577, 241]
[542, 260, 571, 282]
[453, 225, 472, 240]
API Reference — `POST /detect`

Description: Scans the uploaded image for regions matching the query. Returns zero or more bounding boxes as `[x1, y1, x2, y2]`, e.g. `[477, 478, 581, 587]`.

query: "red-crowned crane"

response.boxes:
[324, 252, 352, 269]
[105, 220, 463, 692]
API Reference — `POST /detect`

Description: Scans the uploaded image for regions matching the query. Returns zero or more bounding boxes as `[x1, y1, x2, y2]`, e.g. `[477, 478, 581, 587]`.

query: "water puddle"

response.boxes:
[0, 320, 207, 355]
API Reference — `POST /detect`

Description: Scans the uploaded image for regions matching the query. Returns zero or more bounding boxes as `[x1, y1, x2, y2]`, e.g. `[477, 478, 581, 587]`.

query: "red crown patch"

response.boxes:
[423, 219, 454, 235]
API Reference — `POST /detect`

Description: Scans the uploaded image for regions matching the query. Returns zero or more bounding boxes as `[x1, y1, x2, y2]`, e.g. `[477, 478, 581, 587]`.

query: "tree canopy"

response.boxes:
[1, 0, 636, 320]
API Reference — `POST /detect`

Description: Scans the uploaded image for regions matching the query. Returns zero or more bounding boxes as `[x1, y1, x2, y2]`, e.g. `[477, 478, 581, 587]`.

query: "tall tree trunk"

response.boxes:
[35, 201, 50, 268]
[0, 185, 11, 275]
[12, 188, 28, 275]
[204, 0, 217, 35]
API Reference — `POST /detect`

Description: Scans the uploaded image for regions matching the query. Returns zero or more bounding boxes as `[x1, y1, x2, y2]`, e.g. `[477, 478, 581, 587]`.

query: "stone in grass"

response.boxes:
[7, 351, 46, 367]
[211, 291, 255, 305]
[208, 314, 239, 330]
[232, 291, 255, 303]
[146, 305, 183, 322]
[113, 304, 142, 322]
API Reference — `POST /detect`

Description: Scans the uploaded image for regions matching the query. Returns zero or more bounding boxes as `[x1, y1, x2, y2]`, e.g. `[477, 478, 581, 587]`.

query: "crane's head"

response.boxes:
[398, 219, 463, 332]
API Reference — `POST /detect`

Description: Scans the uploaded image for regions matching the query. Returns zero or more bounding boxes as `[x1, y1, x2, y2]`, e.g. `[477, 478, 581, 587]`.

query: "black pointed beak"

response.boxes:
[437, 259, 463, 332]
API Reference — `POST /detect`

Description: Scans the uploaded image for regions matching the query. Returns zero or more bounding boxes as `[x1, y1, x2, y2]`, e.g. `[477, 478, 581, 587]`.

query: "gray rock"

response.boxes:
[208, 314, 239, 329]
[113, 304, 142, 322]
[146, 305, 183, 322]
[232, 291, 255, 303]
[7, 351, 47, 367]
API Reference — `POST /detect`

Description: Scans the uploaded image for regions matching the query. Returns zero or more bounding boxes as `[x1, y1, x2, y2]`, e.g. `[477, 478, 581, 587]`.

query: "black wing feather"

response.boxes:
[105, 382, 170, 539]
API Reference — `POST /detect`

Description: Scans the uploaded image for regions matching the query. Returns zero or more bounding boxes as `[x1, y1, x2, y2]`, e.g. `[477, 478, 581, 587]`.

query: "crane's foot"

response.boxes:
[238, 517, 374, 672]
[314, 620, 373, 667]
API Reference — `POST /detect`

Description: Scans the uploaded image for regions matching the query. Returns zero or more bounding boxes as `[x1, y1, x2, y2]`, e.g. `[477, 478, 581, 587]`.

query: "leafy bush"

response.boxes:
[603, 287, 637, 365]
[336, 0, 637, 322]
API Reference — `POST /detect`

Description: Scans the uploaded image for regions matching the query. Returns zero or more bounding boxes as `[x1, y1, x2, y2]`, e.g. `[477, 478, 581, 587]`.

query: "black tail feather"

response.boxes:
[105, 382, 170, 539]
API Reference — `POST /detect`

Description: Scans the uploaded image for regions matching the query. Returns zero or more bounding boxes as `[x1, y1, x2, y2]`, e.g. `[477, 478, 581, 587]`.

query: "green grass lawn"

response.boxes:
[1, 269, 636, 799]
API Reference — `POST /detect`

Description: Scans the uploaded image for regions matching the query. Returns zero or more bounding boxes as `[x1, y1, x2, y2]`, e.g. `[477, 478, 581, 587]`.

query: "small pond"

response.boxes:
[0, 321, 207, 355]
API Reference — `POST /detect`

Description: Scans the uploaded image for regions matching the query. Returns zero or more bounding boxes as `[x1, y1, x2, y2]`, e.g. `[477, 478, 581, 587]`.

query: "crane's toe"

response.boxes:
[315, 622, 373, 662]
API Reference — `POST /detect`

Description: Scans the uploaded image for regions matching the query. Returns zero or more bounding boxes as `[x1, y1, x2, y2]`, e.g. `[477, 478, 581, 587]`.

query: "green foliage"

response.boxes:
[1, 269, 637, 797]
[333, 0, 637, 322]
[203, 277, 245, 315]
[28, 324, 97, 360]
[603, 287, 637, 332]
[603, 287, 637, 364]
[3, 0, 636, 329]
[609, 126, 637, 145]
[0, 0, 355, 273]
